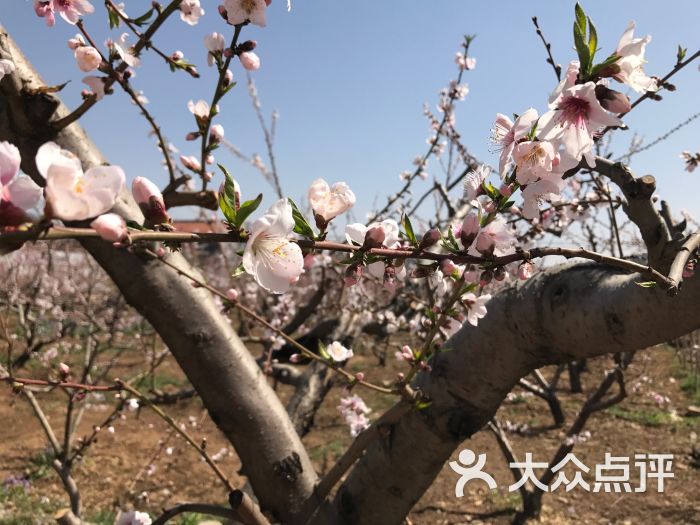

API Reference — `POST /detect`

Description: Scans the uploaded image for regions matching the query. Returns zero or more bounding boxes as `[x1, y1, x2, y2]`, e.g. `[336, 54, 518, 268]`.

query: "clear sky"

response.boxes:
[2, 1, 699, 221]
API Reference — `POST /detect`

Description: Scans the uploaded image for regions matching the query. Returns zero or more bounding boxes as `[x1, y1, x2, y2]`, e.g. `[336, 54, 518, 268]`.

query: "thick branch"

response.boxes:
[310, 262, 700, 524]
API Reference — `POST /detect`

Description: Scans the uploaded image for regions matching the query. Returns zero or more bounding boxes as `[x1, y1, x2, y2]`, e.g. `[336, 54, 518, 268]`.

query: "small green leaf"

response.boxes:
[635, 281, 657, 288]
[573, 21, 591, 76]
[574, 3, 587, 36]
[401, 214, 418, 246]
[107, 7, 121, 28]
[415, 400, 432, 411]
[132, 8, 154, 27]
[231, 265, 246, 278]
[318, 341, 330, 360]
[288, 198, 316, 239]
[234, 194, 263, 228]
[587, 17, 598, 63]
[677, 45, 687, 64]
[217, 164, 238, 225]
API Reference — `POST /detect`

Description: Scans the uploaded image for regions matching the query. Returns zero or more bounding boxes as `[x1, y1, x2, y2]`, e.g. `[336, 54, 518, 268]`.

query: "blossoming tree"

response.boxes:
[0, 1, 699, 524]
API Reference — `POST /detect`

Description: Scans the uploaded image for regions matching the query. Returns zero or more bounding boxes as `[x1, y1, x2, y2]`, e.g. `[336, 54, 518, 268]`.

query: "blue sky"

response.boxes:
[3, 1, 700, 220]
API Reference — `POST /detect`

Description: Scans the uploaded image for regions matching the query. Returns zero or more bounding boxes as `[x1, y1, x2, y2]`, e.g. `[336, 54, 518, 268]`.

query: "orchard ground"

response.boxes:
[0, 334, 698, 525]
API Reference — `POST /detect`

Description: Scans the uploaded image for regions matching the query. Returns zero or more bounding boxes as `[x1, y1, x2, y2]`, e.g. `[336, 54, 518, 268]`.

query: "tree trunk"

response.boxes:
[0, 26, 317, 524]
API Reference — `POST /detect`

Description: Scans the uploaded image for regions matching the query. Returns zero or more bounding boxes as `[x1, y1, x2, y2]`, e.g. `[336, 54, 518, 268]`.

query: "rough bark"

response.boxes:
[311, 263, 700, 525]
[0, 25, 317, 523]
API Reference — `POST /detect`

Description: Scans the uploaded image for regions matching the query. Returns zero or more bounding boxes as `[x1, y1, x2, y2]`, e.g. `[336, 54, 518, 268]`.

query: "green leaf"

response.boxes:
[574, 3, 587, 36]
[401, 214, 418, 246]
[288, 198, 316, 239]
[234, 194, 263, 229]
[587, 17, 598, 63]
[677, 45, 687, 64]
[573, 21, 591, 76]
[415, 400, 432, 411]
[217, 164, 238, 225]
[107, 7, 121, 28]
[132, 8, 154, 27]
[635, 281, 657, 288]
[590, 53, 621, 77]
[231, 265, 246, 278]
[318, 341, 330, 361]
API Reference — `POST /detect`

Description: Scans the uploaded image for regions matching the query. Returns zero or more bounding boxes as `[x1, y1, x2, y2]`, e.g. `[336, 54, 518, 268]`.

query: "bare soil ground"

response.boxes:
[0, 342, 698, 524]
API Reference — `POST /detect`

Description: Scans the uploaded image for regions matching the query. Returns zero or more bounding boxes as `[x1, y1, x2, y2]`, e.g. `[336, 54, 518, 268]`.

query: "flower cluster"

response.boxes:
[338, 394, 371, 437]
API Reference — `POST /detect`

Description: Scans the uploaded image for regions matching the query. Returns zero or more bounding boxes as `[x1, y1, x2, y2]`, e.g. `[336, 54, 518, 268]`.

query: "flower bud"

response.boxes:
[290, 353, 302, 363]
[440, 258, 457, 276]
[595, 85, 631, 114]
[67, 34, 85, 50]
[518, 261, 534, 280]
[223, 69, 234, 86]
[479, 269, 493, 287]
[209, 124, 225, 143]
[355, 372, 365, 382]
[344, 263, 363, 287]
[180, 155, 202, 172]
[460, 213, 480, 249]
[418, 228, 441, 250]
[238, 40, 257, 52]
[132, 177, 170, 226]
[383, 264, 397, 290]
[58, 362, 70, 377]
[239, 51, 260, 71]
[683, 261, 695, 279]
[363, 226, 386, 250]
[186, 132, 199, 141]
[218, 5, 228, 19]
[91, 213, 128, 242]
[171, 50, 184, 61]
[225, 288, 239, 301]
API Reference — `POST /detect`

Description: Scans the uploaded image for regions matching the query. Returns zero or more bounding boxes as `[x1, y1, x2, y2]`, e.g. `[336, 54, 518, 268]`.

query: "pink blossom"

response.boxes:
[338, 395, 371, 437]
[74, 46, 102, 72]
[308, 178, 356, 225]
[463, 165, 489, 202]
[82, 76, 106, 100]
[471, 216, 515, 257]
[521, 173, 566, 220]
[512, 140, 557, 185]
[490, 108, 538, 177]
[58, 362, 71, 376]
[39, 142, 125, 221]
[460, 212, 480, 249]
[180, 0, 204, 25]
[67, 34, 85, 50]
[239, 51, 261, 71]
[538, 82, 623, 168]
[223, 0, 267, 27]
[90, 213, 127, 242]
[242, 199, 304, 294]
[327, 341, 354, 362]
[116, 510, 151, 525]
[36, 0, 94, 25]
[34, 1, 56, 26]
[0, 141, 45, 226]
[204, 32, 225, 66]
[462, 292, 491, 326]
[345, 220, 405, 281]
[548, 60, 579, 105]
[614, 21, 657, 93]
[455, 52, 476, 71]
[109, 33, 140, 68]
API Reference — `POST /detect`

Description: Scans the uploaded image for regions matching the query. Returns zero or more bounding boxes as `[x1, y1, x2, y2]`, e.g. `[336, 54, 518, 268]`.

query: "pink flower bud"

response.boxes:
[58, 362, 70, 376]
[363, 226, 385, 249]
[418, 228, 441, 250]
[683, 261, 695, 279]
[225, 288, 239, 301]
[171, 50, 184, 61]
[239, 52, 260, 71]
[499, 183, 513, 198]
[132, 177, 169, 226]
[186, 132, 199, 141]
[355, 372, 365, 382]
[180, 155, 202, 172]
[479, 269, 493, 287]
[218, 5, 228, 19]
[205, 154, 215, 165]
[91, 213, 128, 242]
[344, 263, 363, 287]
[223, 69, 234, 86]
[238, 40, 257, 52]
[440, 258, 457, 275]
[303, 253, 316, 269]
[290, 353, 302, 363]
[67, 35, 85, 50]
[518, 262, 534, 280]
[460, 213, 480, 248]
[75, 47, 102, 72]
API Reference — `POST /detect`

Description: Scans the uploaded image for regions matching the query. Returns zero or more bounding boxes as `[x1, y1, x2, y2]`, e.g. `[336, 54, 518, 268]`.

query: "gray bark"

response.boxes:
[0, 25, 317, 523]
[312, 264, 700, 524]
